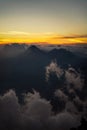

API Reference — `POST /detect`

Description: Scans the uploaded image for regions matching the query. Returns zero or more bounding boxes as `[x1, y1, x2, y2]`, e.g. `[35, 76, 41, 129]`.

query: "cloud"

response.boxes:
[48, 112, 80, 130]
[73, 96, 83, 107]
[0, 89, 21, 129]
[23, 90, 52, 122]
[52, 34, 87, 39]
[65, 67, 84, 91]
[46, 61, 87, 124]
[45, 60, 63, 81]
[46, 61, 84, 91]
[45, 61, 85, 116]
[0, 31, 30, 35]
[73, 96, 87, 121]
[0, 61, 86, 130]
[62, 35, 87, 39]
[55, 89, 68, 103]
[50, 34, 87, 44]
[65, 101, 79, 115]
[0, 89, 82, 130]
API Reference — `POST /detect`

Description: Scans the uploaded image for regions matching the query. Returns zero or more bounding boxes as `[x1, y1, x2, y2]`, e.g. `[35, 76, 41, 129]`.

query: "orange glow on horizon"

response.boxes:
[0, 32, 87, 45]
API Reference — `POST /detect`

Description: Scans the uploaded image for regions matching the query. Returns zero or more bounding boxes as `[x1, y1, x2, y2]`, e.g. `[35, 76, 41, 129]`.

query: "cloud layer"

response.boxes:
[0, 89, 82, 130]
[0, 61, 86, 130]
[45, 61, 87, 123]
[46, 61, 84, 91]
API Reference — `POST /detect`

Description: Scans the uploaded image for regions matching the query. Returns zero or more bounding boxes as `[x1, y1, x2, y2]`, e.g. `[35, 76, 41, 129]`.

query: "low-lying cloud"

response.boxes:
[55, 89, 68, 103]
[45, 61, 87, 124]
[46, 61, 84, 91]
[0, 89, 83, 130]
[65, 67, 84, 91]
[0, 61, 86, 130]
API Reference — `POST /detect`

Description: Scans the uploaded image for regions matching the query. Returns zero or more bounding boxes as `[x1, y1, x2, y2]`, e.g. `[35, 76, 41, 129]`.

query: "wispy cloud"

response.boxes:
[52, 34, 87, 39]
[0, 31, 30, 35]
[48, 34, 87, 44]
[62, 35, 87, 39]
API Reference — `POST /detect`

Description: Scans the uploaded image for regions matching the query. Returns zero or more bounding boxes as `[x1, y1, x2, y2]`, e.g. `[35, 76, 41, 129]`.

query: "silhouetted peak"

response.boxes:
[29, 45, 39, 51]
[49, 48, 73, 55]
[51, 48, 58, 52]
[48, 48, 76, 60]
[25, 45, 46, 56]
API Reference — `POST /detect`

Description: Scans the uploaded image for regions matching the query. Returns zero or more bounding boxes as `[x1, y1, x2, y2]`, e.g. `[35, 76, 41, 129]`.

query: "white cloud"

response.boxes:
[0, 31, 30, 35]
[48, 112, 80, 130]
[65, 67, 84, 91]
[45, 60, 63, 81]
[55, 89, 68, 103]
[0, 89, 83, 130]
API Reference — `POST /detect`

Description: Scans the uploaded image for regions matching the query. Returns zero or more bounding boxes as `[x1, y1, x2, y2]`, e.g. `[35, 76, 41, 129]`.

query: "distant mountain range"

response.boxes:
[0, 43, 87, 59]
[0, 43, 28, 58]
[0, 44, 87, 94]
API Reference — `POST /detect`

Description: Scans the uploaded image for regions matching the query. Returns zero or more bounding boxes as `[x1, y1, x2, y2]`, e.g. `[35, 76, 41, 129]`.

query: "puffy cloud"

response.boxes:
[23, 90, 52, 122]
[45, 61, 84, 92]
[45, 60, 63, 81]
[46, 60, 87, 124]
[48, 112, 80, 130]
[0, 89, 82, 130]
[65, 67, 84, 91]
[65, 101, 79, 115]
[68, 88, 76, 95]
[73, 96, 87, 121]
[0, 89, 21, 129]
[55, 89, 68, 103]
[73, 96, 83, 107]
[83, 101, 87, 120]
[0, 62, 86, 130]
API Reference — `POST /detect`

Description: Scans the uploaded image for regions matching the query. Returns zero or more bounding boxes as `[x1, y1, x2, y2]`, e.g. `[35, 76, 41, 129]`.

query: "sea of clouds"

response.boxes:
[0, 61, 87, 130]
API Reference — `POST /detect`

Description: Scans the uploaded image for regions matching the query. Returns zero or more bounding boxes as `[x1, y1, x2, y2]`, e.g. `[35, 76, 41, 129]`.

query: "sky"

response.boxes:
[0, 0, 87, 44]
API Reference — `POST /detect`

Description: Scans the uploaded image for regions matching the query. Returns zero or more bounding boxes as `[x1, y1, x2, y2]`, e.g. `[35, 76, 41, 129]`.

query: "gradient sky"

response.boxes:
[0, 0, 87, 44]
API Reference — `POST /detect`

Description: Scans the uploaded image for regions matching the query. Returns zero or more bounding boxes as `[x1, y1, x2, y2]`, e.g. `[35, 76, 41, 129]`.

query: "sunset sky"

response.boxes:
[0, 0, 87, 44]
